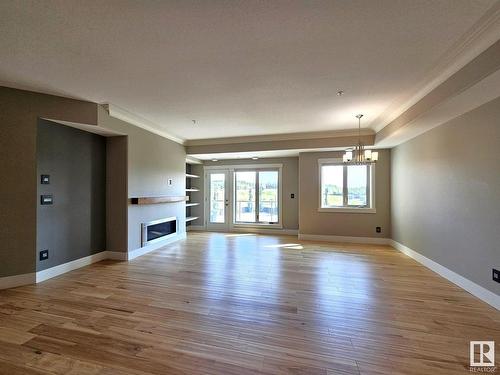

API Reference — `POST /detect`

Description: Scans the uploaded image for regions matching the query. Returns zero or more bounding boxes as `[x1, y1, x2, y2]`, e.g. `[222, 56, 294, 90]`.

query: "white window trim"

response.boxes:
[204, 164, 283, 229]
[317, 158, 376, 214]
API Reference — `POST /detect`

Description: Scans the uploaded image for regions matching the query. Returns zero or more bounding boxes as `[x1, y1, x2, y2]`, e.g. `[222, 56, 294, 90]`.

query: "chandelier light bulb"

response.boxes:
[343, 115, 379, 164]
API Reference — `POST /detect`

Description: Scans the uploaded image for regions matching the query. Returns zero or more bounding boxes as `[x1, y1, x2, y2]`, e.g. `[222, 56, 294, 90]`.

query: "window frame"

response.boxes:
[318, 158, 376, 213]
[233, 167, 281, 226]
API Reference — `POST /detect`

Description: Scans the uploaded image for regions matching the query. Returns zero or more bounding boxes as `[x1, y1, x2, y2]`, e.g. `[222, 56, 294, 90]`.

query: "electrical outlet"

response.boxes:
[291, 193, 295, 199]
[40, 174, 50, 184]
[39, 249, 49, 261]
[493, 269, 500, 284]
[376, 226, 381, 233]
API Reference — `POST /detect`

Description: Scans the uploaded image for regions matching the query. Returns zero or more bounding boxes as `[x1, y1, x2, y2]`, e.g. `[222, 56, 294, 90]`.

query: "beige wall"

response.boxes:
[201, 157, 299, 230]
[0, 87, 97, 277]
[298, 149, 391, 238]
[0, 87, 187, 279]
[97, 106, 187, 251]
[4, 84, 496, 303]
[391, 97, 500, 294]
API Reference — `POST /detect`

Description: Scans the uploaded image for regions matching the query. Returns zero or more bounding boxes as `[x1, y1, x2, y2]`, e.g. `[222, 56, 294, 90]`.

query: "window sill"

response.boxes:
[318, 207, 377, 214]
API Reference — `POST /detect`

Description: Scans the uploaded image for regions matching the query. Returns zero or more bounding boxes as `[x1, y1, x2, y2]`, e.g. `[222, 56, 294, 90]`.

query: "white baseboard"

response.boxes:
[298, 233, 390, 245]
[7, 233, 188, 287]
[127, 232, 186, 260]
[390, 240, 499, 311]
[189, 226, 298, 236]
[231, 227, 298, 236]
[36, 251, 108, 283]
[0, 272, 36, 290]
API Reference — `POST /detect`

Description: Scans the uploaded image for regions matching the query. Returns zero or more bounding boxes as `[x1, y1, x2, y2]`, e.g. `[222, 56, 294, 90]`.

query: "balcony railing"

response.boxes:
[235, 200, 278, 223]
[209, 200, 279, 223]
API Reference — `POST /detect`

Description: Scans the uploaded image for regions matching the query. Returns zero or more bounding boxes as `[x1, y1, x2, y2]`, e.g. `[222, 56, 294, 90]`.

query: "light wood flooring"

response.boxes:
[0, 232, 498, 374]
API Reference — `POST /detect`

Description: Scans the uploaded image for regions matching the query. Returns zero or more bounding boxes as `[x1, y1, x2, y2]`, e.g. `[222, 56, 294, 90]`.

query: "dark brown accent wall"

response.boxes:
[0, 87, 98, 277]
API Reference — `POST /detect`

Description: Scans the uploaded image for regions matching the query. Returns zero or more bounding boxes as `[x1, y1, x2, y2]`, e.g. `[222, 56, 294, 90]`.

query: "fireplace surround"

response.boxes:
[141, 217, 177, 247]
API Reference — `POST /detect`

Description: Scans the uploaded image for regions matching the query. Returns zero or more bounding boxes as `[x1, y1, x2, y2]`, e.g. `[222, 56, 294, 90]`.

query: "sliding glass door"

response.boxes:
[258, 170, 279, 223]
[204, 165, 281, 230]
[234, 169, 279, 224]
[235, 171, 256, 223]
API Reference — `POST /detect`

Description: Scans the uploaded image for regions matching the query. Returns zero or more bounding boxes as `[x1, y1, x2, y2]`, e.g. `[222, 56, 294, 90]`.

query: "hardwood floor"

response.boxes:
[0, 232, 498, 374]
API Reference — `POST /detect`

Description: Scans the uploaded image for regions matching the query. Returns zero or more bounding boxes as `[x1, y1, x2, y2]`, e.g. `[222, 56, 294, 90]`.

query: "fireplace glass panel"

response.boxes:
[146, 220, 176, 242]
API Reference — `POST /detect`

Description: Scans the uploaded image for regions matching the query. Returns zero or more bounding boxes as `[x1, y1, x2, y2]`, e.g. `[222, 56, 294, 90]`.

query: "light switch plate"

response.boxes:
[40, 195, 53, 205]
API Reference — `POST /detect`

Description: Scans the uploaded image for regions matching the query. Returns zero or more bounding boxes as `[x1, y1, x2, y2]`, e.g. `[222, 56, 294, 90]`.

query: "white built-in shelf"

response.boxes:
[186, 202, 199, 207]
[186, 216, 199, 222]
[186, 173, 200, 179]
[186, 188, 199, 192]
[186, 156, 202, 165]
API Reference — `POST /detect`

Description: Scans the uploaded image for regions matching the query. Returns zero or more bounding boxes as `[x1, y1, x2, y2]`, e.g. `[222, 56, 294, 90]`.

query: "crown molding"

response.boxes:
[375, 39, 500, 148]
[186, 156, 203, 165]
[185, 128, 374, 147]
[372, 1, 500, 133]
[43, 118, 126, 137]
[375, 68, 500, 148]
[102, 103, 185, 145]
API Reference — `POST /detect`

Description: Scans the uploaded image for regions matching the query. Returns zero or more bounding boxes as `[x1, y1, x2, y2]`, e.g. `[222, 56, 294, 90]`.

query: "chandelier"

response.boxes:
[343, 114, 378, 164]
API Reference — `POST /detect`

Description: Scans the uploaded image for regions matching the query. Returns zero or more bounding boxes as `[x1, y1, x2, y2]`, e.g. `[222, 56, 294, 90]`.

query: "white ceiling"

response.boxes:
[0, 0, 497, 141]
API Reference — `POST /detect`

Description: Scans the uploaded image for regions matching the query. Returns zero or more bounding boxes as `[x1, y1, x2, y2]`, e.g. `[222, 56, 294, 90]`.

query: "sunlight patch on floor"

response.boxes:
[264, 243, 304, 249]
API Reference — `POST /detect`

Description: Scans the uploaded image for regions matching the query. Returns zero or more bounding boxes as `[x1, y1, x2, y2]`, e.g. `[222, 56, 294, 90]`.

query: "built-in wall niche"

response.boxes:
[185, 162, 200, 225]
[36, 118, 128, 271]
[36, 119, 107, 271]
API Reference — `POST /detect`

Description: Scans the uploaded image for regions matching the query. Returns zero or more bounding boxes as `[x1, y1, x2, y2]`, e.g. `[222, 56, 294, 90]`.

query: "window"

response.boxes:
[235, 171, 256, 222]
[234, 169, 279, 224]
[319, 160, 374, 212]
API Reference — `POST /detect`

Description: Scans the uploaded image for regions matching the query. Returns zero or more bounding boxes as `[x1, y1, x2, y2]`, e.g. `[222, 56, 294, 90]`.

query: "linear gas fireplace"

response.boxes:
[141, 217, 177, 247]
